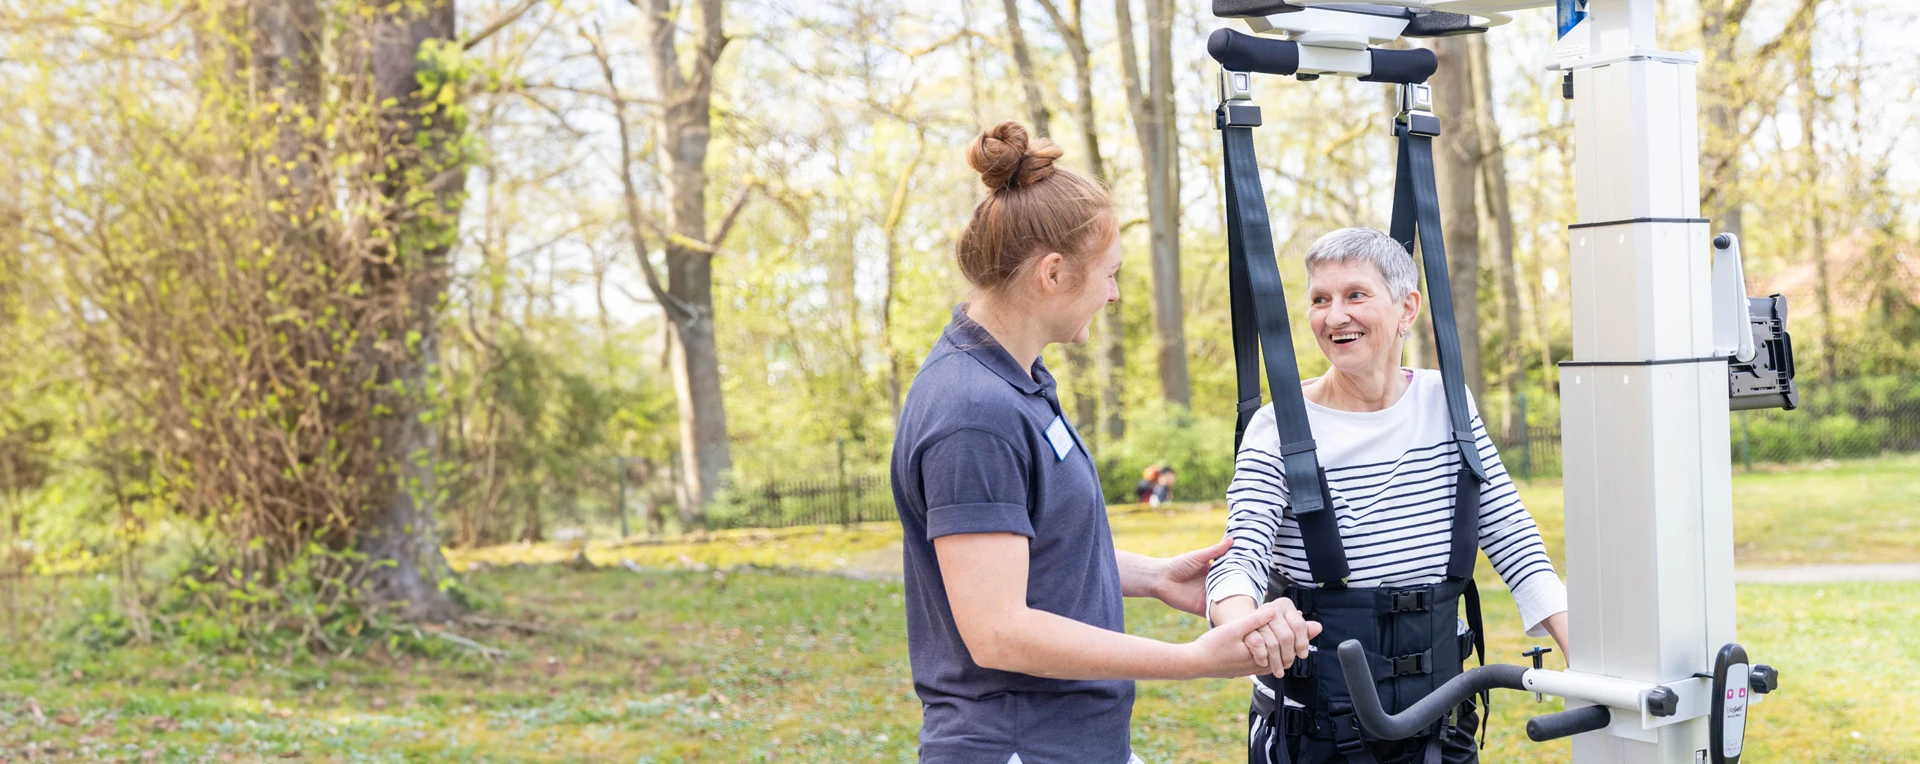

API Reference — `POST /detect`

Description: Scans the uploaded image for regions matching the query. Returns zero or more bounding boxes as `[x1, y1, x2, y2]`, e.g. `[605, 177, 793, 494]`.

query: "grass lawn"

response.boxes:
[5, 454, 1915, 760]
[4, 567, 1913, 762]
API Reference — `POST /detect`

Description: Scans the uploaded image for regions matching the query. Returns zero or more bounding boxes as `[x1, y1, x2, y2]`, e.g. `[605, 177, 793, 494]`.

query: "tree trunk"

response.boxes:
[1700, 0, 1753, 240]
[249, 0, 322, 222]
[640, 0, 734, 528]
[1797, 40, 1835, 380]
[355, 0, 465, 622]
[1117, 0, 1189, 407]
[1469, 36, 1522, 437]
[1002, 0, 1051, 139]
[882, 133, 928, 419]
[1432, 36, 1482, 398]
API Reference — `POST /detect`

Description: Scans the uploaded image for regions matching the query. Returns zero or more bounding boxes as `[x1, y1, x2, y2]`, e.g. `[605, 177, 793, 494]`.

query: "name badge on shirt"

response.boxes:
[1045, 416, 1075, 461]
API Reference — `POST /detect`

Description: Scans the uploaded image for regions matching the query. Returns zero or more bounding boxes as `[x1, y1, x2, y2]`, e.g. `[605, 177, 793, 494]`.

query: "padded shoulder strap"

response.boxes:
[1390, 125, 1487, 485]
[1391, 124, 1487, 581]
[1220, 108, 1350, 586]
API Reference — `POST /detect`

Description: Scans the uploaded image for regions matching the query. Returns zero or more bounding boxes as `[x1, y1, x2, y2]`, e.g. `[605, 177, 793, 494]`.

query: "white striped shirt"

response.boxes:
[1206, 369, 1567, 638]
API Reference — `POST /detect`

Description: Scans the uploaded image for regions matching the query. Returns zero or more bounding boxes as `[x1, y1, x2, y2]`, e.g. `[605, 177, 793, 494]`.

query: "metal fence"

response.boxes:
[708, 474, 895, 531]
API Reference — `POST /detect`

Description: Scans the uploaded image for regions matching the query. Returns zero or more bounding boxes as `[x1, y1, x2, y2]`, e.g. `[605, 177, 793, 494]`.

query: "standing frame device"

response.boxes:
[1207, 2, 1796, 763]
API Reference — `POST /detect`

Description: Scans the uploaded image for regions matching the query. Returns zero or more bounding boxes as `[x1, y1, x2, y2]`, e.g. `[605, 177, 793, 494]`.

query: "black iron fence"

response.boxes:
[707, 474, 894, 531]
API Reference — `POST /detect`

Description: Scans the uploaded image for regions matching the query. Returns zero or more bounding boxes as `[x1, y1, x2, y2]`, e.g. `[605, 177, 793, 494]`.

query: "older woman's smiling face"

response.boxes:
[1307, 259, 1420, 375]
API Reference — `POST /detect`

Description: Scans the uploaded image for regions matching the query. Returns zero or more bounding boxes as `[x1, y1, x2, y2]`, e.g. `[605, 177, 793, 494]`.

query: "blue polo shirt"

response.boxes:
[891, 305, 1132, 764]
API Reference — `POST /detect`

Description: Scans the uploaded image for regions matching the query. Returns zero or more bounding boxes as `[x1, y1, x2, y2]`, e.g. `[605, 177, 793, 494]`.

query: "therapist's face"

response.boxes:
[1036, 226, 1121, 345]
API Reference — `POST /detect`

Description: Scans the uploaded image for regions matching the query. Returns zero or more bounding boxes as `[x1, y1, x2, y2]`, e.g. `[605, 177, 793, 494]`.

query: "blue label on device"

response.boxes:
[1558, 0, 1588, 39]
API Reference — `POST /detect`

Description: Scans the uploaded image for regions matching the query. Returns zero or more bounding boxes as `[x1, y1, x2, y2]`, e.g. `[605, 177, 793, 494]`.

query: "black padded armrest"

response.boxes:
[1213, 0, 1304, 18]
[1404, 11, 1486, 37]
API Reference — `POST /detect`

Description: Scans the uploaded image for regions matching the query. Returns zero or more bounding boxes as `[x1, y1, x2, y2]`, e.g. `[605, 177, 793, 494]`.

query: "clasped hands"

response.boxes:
[1144, 539, 1323, 679]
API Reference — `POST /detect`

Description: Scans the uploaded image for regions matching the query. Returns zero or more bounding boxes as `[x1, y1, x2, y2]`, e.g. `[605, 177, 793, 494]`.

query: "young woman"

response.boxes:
[1205, 227, 1571, 764]
[890, 122, 1318, 764]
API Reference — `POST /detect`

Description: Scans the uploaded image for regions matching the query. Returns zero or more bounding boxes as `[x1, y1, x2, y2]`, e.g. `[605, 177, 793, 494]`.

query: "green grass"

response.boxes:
[5, 454, 1915, 760]
[6, 567, 1912, 762]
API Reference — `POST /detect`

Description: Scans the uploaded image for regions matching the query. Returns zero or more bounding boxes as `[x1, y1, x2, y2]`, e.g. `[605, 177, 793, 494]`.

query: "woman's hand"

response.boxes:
[1209, 595, 1320, 676]
[1116, 540, 1234, 617]
[1149, 539, 1232, 616]
[1187, 600, 1324, 678]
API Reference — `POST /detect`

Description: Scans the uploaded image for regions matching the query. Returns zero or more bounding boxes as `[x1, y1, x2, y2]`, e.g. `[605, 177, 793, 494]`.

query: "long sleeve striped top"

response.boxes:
[1205, 369, 1567, 638]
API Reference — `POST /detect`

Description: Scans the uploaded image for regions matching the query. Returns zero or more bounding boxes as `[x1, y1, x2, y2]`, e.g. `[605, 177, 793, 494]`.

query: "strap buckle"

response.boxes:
[1282, 705, 1312, 736]
[1333, 719, 1369, 755]
[1392, 651, 1433, 676]
[1395, 83, 1440, 137]
[1220, 68, 1255, 102]
[1390, 589, 1431, 613]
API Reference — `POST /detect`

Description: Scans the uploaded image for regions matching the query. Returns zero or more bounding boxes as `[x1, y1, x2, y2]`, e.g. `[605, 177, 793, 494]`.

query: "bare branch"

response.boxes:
[463, 0, 543, 51]
[584, 22, 692, 323]
[706, 185, 758, 252]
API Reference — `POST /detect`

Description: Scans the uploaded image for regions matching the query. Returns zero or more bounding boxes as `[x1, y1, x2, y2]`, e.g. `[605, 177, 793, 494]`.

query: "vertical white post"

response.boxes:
[1559, 0, 1736, 762]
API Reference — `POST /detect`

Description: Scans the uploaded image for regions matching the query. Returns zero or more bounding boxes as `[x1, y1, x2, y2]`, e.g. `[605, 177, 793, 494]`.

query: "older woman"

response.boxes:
[1204, 228, 1571, 764]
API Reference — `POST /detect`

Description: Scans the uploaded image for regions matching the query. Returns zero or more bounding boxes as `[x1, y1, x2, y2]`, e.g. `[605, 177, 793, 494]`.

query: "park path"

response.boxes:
[833, 544, 1920, 586]
[1733, 563, 1920, 584]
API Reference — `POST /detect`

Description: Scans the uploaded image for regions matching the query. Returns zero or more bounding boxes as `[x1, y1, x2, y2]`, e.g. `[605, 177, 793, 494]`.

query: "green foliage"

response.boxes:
[1093, 401, 1236, 504]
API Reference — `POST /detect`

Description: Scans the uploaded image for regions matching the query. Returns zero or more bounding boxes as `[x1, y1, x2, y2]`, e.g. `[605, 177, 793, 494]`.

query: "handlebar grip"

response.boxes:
[1526, 705, 1613, 742]
[1337, 640, 1528, 740]
[1357, 48, 1439, 84]
[1208, 28, 1299, 75]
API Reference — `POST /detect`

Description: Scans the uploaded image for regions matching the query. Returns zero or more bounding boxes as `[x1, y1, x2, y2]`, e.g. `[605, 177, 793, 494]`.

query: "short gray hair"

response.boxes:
[1303, 227, 1418, 301]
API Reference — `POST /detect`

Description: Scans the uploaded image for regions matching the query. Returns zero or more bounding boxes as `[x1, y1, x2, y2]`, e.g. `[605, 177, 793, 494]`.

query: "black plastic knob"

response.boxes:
[1645, 686, 1679, 717]
[1522, 645, 1553, 671]
[1750, 664, 1779, 695]
[1714, 233, 1733, 249]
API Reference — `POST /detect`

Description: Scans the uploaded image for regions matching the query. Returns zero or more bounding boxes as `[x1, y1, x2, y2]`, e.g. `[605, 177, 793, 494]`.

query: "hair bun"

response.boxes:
[968, 121, 1064, 192]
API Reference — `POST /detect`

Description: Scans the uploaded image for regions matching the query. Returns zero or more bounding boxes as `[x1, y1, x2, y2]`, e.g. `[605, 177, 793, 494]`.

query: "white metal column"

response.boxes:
[1558, 1, 1738, 762]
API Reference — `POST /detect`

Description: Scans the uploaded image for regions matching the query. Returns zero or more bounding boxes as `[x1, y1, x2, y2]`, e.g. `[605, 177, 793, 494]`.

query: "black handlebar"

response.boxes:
[1526, 704, 1613, 741]
[1208, 29, 1299, 75]
[1206, 29, 1440, 84]
[1336, 640, 1528, 740]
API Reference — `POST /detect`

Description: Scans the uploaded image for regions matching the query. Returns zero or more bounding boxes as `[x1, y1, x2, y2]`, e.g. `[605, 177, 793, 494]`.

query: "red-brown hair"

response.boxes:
[957, 121, 1116, 293]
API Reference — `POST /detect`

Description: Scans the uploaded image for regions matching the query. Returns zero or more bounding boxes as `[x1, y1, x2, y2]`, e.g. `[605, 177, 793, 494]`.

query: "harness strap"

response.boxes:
[1391, 122, 1485, 590]
[1221, 106, 1350, 585]
[1466, 579, 1490, 749]
[1390, 125, 1487, 488]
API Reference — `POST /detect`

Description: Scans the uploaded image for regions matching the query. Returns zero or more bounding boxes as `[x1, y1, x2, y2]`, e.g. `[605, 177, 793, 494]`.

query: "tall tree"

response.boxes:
[1469, 35, 1523, 435]
[1037, 0, 1126, 439]
[1700, 0, 1823, 241]
[1117, 0, 1190, 406]
[355, 0, 471, 620]
[1432, 36, 1482, 397]
[1795, 26, 1836, 380]
[1700, 0, 1754, 241]
[628, 0, 744, 528]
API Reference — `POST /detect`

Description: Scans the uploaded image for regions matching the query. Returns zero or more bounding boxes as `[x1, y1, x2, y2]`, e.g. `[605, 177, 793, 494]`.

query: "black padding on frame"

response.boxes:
[1212, 0, 1305, 18]
[1404, 11, 1486, 37]
[1358, 48, 1439, 84]
[1208, 28, 1300, 76]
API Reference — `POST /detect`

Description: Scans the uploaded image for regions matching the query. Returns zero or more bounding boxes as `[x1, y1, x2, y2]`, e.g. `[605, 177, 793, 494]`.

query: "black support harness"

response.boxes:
[1216, 41, 1490, 764]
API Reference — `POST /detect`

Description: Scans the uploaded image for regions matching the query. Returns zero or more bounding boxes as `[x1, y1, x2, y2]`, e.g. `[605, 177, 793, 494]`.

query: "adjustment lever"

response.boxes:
[1522, 646, 1553, 702]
